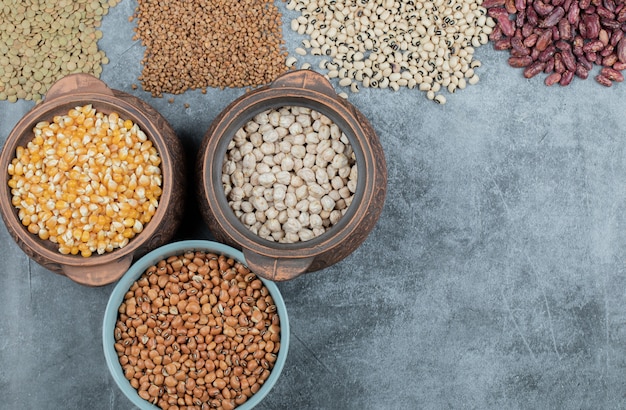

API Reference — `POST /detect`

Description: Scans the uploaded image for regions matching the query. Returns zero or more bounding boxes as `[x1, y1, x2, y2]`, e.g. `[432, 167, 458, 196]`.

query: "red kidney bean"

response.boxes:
[562, 49, 578, 70]
[558, 18, 573, 39]
[535, 1, 555, 16]
[493, 13, 516, 35]
[508, 56, 533, 66]
[541, 7, 565, 27]
[568, 2, 581, 24]
[506, 0, 517, 13]
[595, 74, 613, 85]
[511, 36, 531, 54]
[494, 38, 513, 50]
[605, 0, 617, 12]
[578, 54, 594, 69]
[601, 45, 614, 56]
[524, 32, 539, 47]
[617, 37, 626, 62]
[597, 6, 615, 19]
[524, 61, 547, 77]
[539, 44, 557, 60]
[575, 64, 590, 78]
[509, 56, 534, 66]
[554, 52, 566, 72]
[583, 39, 605, 52]
[601, 66, 625, 80]
[559, 70, 575, 84]
[483, 0, 507, 7]
[583, 14, 601, 38]
[610, 30, 624, 46]
[545, 72, 562, 84]
[517, 9, 527, 26]
[535, 28, 553, 50]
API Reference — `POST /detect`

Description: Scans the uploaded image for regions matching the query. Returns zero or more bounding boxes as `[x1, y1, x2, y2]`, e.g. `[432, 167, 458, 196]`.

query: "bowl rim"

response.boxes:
[102, 239, 290, 410]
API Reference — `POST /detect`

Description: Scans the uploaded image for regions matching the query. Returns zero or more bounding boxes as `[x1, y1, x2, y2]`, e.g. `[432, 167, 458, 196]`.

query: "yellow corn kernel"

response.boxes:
[9, 104, 162, 258]
[132, 220, 143, 233]
[38, 229, 50, 241]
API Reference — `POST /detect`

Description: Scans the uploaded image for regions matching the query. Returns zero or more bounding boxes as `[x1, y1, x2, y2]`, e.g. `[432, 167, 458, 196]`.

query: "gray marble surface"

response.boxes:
[2, 1, 626, 409]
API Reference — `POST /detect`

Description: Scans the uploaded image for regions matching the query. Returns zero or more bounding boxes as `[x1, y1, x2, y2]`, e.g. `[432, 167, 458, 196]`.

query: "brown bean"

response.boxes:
[115, 251, 281, 406]
[213, 378, 227, 390]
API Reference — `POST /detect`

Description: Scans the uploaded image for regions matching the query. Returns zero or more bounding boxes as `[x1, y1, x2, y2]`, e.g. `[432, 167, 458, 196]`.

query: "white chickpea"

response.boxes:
[223, 106, 358, 243]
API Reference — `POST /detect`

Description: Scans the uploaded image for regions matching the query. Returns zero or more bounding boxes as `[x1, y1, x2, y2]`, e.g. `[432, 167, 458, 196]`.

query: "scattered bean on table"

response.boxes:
[222, 106, 358, 243]
[284, 0, 495, 103]
[7, 105, 162, 257]
[114, 251, 281, 410]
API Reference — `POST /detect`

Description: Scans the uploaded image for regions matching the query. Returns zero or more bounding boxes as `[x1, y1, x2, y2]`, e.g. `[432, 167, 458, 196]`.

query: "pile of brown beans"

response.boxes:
[485, 0, 626, 86]
[114, 251, 281, 410]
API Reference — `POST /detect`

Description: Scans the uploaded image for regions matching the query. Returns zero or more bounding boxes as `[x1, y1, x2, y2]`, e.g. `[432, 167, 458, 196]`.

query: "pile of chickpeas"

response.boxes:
[114, 251, 281, 410]
[222, 105, 358, 243]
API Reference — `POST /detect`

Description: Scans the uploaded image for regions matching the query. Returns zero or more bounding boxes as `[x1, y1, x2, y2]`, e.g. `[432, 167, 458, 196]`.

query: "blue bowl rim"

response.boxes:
[102, 240, 290, 410]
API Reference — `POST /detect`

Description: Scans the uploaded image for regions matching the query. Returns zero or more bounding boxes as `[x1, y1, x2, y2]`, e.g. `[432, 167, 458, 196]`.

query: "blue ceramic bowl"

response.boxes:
[102, 240, 289, 409]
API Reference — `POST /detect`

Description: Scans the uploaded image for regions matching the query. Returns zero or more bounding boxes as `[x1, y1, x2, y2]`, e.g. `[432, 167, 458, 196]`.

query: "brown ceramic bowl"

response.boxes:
[196, 70, 387, 281]
[0, 74, 186, 286]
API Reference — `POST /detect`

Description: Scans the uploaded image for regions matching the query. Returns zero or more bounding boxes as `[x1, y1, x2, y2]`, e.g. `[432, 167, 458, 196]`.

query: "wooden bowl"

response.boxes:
[0, 74, 186, 286]
[196, 70, 387, 281]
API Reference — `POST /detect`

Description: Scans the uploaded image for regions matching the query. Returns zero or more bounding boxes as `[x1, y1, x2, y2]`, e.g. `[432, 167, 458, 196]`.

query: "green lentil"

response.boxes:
[0, 0, 122, 103]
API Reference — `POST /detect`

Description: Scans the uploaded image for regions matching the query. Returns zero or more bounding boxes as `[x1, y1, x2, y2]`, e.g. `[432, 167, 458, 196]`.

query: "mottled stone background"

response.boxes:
[2, 1, 626, 409]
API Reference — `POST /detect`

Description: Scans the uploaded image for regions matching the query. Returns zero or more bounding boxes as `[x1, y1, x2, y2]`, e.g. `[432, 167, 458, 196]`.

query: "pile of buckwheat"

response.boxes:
[132, 0, 290, 96]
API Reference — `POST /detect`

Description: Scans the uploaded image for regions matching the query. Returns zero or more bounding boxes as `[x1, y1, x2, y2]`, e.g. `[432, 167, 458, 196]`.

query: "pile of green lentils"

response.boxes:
[0, 0, 120, 102]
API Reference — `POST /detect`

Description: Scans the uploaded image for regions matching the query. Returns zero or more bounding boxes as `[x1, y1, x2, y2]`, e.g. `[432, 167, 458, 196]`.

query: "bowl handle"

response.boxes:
[61, 254, 134, 287]
[44, 73, 114, 101]
[243, 249, 314, 281]
[270, 69, 336, 97]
